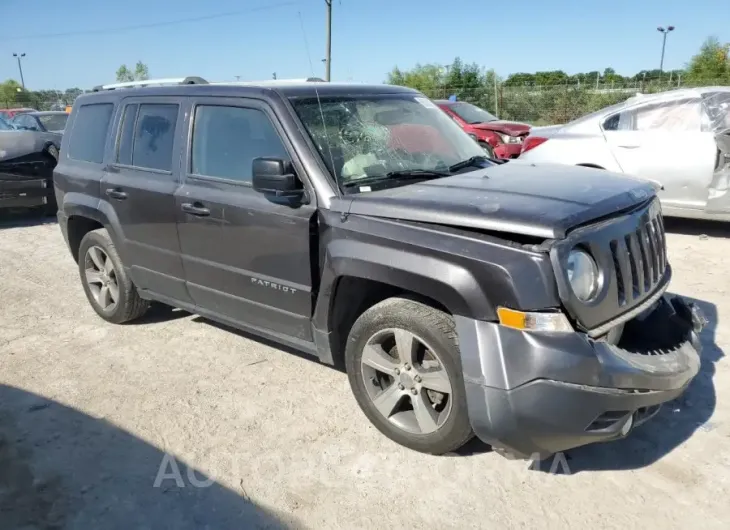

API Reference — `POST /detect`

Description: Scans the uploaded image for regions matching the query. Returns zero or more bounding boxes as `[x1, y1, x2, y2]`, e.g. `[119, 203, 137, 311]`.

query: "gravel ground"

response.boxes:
[1, 214, 729, 529]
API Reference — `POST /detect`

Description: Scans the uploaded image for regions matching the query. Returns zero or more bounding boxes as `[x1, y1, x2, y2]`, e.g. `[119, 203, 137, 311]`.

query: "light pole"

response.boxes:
[12, 53, 26, 89]
[657, 26, 675, 73]
[324, 0, 332, 81]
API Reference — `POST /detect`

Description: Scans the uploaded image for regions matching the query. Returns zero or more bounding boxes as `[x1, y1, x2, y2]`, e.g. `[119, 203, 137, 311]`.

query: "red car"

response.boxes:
[435, 100, 530, 159]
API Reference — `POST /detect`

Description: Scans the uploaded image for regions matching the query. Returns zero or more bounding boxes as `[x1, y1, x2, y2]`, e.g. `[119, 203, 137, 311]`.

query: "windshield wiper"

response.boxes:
[342, 169, 449, 188]
[385, 169, 450, 179]
[448, 155, 491, 173]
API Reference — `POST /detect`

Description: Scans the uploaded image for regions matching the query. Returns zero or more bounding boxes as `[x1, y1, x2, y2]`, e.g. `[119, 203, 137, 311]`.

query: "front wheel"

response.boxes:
[479, 142, 495, 159]
[46, 144, 59, 161]
[345, 297, 474, 454]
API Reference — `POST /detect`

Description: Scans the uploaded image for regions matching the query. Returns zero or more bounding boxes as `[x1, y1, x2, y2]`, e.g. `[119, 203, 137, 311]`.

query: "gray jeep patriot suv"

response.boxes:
[54, 77, 705, 458]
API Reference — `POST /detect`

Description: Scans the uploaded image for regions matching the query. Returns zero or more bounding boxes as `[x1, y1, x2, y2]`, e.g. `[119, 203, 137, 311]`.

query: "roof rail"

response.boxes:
[92, 76, 208, 92]
[211, 77, 326, 86]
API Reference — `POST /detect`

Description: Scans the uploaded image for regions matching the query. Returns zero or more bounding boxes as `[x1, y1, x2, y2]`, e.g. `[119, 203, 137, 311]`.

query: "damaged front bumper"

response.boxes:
[0, 177, 53, 209]
[457, 295, 705, 459]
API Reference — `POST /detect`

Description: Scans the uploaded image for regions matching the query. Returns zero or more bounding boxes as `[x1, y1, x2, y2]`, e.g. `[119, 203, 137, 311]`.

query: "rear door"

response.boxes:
[175, 97, 317, 341]
[603, 98, 716, 210]
[100, 97, 192, 304]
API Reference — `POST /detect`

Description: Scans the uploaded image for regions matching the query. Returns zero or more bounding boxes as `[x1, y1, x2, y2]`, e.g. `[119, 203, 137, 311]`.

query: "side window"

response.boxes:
[602, 113, 619, 131]
[130, 104, 178, 171]
[116, 104, 138, 166]
[191, 105, 289, 183]
[15, 115, 34, 130]
[67, 103, 114, 164]
[634, 99, 703, 132]
[603, 110, 633, 131]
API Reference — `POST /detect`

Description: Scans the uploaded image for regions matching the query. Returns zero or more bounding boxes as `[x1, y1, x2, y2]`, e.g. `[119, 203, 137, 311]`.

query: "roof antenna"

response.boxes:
[298, 11, 315, 78]
[299, 10, 337, 191]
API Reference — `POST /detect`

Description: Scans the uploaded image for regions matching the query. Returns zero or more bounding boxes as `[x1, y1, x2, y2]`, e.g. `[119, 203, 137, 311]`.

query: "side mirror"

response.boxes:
[252, 157, 303, 197]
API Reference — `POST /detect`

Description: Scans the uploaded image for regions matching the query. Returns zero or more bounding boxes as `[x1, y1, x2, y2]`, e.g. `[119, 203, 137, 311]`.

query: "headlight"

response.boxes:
[567, 248, 599, 301]
[498, 133, 522, 144]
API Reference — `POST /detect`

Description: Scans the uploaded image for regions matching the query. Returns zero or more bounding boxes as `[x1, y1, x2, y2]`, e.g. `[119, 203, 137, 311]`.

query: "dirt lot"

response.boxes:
[1, 215, 729, 529]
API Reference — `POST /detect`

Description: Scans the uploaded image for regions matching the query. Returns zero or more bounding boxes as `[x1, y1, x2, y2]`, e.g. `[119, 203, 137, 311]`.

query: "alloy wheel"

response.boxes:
[83, 246, 119, 311]
[360, 328, 453, 435]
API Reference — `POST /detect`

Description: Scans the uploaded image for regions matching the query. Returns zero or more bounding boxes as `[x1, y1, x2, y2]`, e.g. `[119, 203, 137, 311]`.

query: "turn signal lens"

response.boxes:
[497, 307, 573, 333]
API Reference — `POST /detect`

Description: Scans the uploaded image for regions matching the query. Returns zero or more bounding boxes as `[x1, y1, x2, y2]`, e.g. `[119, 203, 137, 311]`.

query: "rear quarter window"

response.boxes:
[67, 103, 114, 164]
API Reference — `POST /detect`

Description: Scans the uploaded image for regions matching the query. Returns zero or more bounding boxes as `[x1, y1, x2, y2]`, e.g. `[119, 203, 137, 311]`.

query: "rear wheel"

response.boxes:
[345, 297, 474, 454]
[78, 229, 149, 323]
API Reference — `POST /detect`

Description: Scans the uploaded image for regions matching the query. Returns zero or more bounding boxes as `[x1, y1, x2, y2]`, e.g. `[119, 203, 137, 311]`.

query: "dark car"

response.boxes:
[53, 77, 704, 459]
[0, 113, 60, 214]
[435, 100, 530, 159]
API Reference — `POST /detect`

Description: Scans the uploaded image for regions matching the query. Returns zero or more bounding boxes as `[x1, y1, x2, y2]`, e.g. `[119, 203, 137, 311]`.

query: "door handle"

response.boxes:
[618, 144, 640, 149]
[181, 202, 210, 217]
[105, 188, 127, 200]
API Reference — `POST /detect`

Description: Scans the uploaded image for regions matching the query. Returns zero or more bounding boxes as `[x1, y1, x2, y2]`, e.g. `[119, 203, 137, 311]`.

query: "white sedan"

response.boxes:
[519, 87, 730, 221]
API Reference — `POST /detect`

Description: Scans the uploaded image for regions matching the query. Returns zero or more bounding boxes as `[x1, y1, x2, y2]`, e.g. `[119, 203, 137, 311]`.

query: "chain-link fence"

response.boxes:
[4, 77, 728, 124]
[1, 92, 82, 112]
[417, 78, 729, 125]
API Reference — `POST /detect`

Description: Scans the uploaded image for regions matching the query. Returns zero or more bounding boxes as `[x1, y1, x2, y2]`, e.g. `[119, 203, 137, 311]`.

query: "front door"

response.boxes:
[175, 97, 317, 341]
[100, 97, 192, 304]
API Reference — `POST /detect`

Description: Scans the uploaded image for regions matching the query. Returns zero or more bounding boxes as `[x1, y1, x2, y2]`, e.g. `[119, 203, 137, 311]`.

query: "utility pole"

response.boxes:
[494, 74, 499, 118]
[325, 0, 332, 81]
[657, 26, 675, 73]
[12, 53, 26, 89]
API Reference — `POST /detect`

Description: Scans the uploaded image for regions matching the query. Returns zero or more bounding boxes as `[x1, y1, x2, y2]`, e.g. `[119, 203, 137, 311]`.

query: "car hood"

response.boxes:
[471, 120, 530, 136]
[0, 131, 41, 161]
[342, 161, 658, 239]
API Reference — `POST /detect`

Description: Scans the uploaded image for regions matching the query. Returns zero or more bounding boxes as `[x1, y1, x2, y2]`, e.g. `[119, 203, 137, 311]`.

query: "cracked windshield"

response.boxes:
[291, 94, 489, 191]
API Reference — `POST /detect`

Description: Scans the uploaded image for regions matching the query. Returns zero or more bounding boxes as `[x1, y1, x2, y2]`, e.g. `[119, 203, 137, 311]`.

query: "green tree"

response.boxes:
[116, 61, 150, 82]
[533, 71, 569, 85]
[504, 72, 536, 86]
[0, 79, 23, 107]
[385, 63, 444, 95]
[686, 36, 730, 83]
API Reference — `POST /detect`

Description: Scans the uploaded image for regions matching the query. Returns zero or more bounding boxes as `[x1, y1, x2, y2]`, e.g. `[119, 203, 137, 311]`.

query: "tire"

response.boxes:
[42, 191, 58, 217]
[46, 144, 59, 161]
[345, 297, 474, 454]
[77, 228, 149, 324]
[479, 142, 495, 159]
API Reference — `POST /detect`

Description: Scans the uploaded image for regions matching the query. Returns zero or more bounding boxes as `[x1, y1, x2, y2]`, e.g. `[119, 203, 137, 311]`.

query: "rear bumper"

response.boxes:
[459, 295, 704, 458]
[0, 177, 53, 209]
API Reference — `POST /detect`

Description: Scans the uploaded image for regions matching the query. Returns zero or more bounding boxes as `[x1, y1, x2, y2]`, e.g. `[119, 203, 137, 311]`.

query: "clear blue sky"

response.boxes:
[1, 0, 727, 90]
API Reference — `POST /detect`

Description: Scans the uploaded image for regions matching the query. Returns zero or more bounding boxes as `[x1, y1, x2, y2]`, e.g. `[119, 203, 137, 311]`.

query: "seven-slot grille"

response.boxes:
[609, 208, 667, 307]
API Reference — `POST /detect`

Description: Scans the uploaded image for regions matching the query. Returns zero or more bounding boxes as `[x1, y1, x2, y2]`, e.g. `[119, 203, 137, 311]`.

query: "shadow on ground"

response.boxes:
[535, 294, 723, 474]
[127, 303, 191, 326]
[0, 210, 57, 230]
[0, 384, 304, 529]
[663, 217, 730, 239]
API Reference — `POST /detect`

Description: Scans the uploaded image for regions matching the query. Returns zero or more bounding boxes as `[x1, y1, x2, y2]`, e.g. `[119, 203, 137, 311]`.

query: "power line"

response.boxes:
[0, 2, 299, 42]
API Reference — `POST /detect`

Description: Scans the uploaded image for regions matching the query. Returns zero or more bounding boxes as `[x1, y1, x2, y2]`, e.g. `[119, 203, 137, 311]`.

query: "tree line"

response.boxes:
[2, 37, 729, 122]
[386, 37, 730, 124]
[1, 61, 150, 111]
